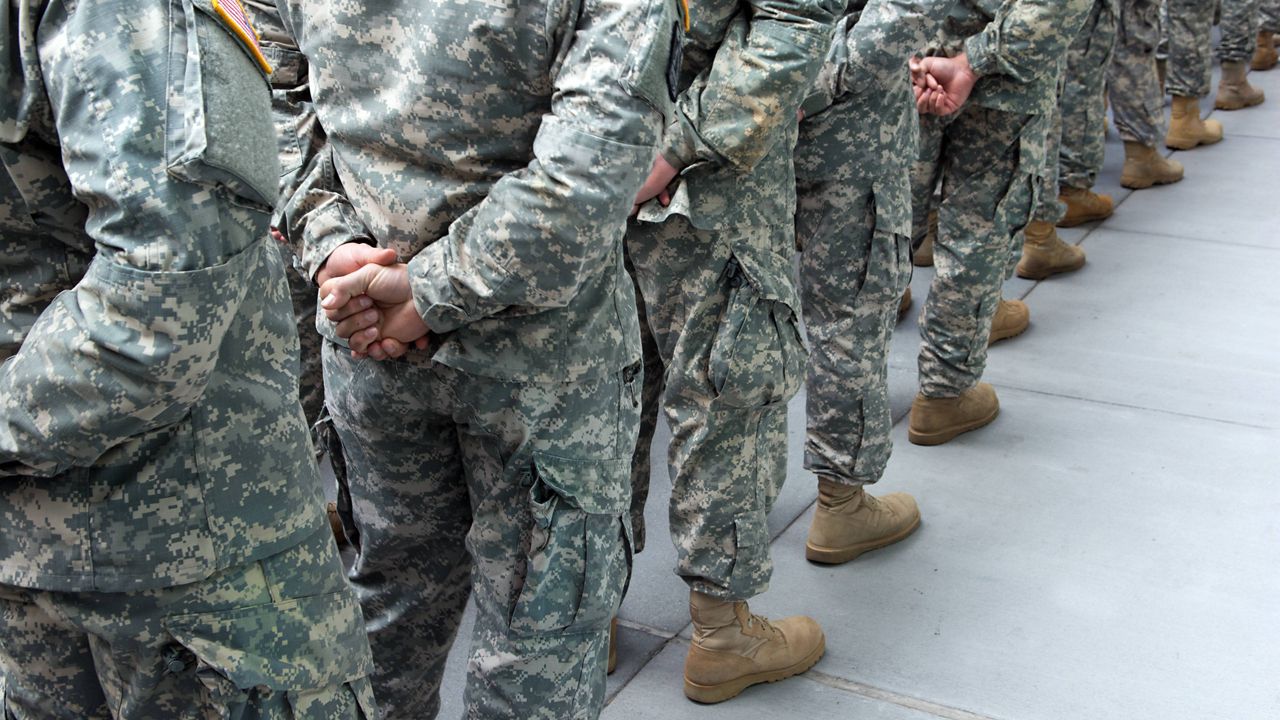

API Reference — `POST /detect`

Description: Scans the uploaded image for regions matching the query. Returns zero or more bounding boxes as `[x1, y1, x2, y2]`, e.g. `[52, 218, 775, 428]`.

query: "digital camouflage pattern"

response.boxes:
[912, 0, 1091, 398]
[0, 0, 373, 715]
[276, 0, 672, 715]
[1032, 0, 1118, 224]
[936, 0, 1095, 116]
[1262, 0, 1280, 33]
[1109, 0, 1169, 147]
[628, 0, 840, 598]
[322, 350, 639, 720]
[794, 0, 953, 487]
[0, 529, 375, 719]
[1164, 0, 1216, 97]
[1219, 0, 1261, 63]
[628, 220, 805, 599]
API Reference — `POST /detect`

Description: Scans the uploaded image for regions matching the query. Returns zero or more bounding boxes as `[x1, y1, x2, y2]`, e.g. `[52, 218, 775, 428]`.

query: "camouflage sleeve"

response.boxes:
[804, 0, 959, 114]
[0, 0, 280, 476]
[403, 0, 670, 334]
[662, 0, 843, 172]
[962, 0, 1094, 82]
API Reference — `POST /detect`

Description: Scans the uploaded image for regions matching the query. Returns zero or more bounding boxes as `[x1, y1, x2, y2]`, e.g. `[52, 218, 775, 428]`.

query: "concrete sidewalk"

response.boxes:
[435, 67, 1280, 720]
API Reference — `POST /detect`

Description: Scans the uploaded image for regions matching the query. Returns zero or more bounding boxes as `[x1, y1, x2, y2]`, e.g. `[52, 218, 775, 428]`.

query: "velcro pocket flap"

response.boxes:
[164, 589, 373, 690]
[532, 453, 631, 516]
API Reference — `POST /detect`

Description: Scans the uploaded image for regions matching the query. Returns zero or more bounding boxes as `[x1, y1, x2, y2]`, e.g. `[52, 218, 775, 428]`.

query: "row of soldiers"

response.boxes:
[0, 0, 1264, 718]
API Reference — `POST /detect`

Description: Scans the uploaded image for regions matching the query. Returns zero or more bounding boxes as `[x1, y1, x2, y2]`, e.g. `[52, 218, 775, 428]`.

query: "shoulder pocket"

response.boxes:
[166, 0, 280, 207]
[621, 0, 684, 120]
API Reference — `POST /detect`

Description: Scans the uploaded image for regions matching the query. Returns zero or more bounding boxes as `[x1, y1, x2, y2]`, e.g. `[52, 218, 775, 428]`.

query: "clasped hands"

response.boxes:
[910, 52, 979, 116]
[317, 243, 429, 361]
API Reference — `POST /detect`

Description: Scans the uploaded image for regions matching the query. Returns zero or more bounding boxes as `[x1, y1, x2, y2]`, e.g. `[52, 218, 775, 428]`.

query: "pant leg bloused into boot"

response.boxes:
[1219, 0, 1261, 61]
[1110, 0, 1170, 146]
[1165, 0, 1216, 96]
[1059, 0, 1120, 190]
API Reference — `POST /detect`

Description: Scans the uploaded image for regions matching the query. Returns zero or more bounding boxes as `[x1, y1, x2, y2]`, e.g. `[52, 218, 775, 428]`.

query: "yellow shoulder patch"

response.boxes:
[212, 0, 274, 76]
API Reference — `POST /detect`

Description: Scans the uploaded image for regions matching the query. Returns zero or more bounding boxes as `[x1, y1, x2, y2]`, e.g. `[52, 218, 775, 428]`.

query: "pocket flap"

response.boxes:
[532, 453, 631, 516]
[164, 589, 373, 690]
[732, 246, 801, 310]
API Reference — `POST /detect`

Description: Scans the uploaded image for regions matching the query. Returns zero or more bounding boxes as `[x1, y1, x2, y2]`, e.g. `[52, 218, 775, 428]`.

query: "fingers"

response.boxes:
[346, 326, 380, 355]
[325, 295, 373, 322]
[333, 308, 382, 340]
[320, 263, 380, 314]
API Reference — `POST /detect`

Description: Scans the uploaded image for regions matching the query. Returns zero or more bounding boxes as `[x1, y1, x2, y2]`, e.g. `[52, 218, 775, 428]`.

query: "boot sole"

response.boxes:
[805, 513, 922, 565]
[683, 637, 826, 704]
[1016, 255, 1086, 281]
[1215, 97, 1264, 111]
[1055, 213, 1112, 229]
[1165, 135, 1223, 150]
[988, 321, 1029, 345]
[907, 404, 999, 446]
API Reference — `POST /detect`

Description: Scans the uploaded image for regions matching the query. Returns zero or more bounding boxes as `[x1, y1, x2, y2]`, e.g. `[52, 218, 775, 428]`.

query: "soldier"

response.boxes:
[1016, 0, 1117, 282]
[1110, 0, 1187, 189]
[624, 0, 841, 702]
[792, 0, 955, 569]
[1164, 0, 1227, 148]
[277, 0, 675, 716]
[906, 0, 1092, 447]
[1255, 0, 1280, 69]
[1216, 0, 1268, 109]
[0, 0, 376, 717]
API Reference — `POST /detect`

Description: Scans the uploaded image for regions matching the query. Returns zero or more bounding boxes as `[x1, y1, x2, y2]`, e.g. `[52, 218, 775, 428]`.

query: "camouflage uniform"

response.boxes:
[277, 0, 673, 716]
[1032, 0, 1118, 224]
[627, 0, 841, 600]
[242, 0, 350, 511]
[1219, 0, 1261, 62]
[1164, 0, 1217, 97]
[793, 0, 952, 488]
[1262, 0, 1280, 32]
[1109, 0, 1169, 147]
[911, 0, 1092, 398]
[0, 0, 374, 717]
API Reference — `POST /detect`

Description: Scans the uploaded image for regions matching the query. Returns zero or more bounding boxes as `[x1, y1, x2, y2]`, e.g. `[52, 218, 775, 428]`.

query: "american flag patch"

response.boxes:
[212, 0, 274, 76]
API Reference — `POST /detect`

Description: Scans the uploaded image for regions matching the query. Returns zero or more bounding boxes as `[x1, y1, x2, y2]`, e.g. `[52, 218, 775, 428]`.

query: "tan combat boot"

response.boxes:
[987, 298, 1030, 344]
[907, 382, 1000, 446]
[684, 592, 825, 703]
[1057, 187, 1114, 227]
[1120, 142, 1185, 189]
[805, 481, 920, 564]
[1253, 31, 1278, 71]
[608, 617, 618, 674]
[913, 209, 937, 267]
[1017, 222, 1085, 280]
[898, 286, 913, 322]
[1215, 61, 1266, 110]
[1166, 95, 1224, 149]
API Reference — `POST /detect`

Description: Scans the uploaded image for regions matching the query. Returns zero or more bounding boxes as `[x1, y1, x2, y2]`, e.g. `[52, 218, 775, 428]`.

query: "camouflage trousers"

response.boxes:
[626, 217, 805, 601]
[1220, 0, 1260, 62]
[323, 346, 637, 719]
[911, 107, 1047, 398]
[1165, 0, 1217, 96]
[1110, 0, 1169, 147]
[1262, 0, 1280, 32]
[0, 528, 374, 719]
[794, 110, 913, 487]
[1035, 0, 1118, 222]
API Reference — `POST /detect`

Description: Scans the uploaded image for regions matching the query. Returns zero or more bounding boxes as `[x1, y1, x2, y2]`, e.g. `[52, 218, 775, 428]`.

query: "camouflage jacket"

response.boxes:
[800, 0, 957, 237]
[278, 0, 675, 384]
[0, 0, 324, 592]
[637, 0, 843, 230]
[936, 0, 1094, 115]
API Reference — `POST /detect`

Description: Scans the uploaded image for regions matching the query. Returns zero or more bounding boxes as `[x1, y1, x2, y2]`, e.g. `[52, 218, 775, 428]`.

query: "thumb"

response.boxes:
[320, 263, 381, 310]
[359, 247, 399, 267]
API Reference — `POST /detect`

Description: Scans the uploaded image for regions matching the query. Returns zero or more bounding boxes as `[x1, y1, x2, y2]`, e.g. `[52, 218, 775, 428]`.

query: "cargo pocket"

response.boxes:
[509, 453, 632, 636]
[708, 247, 809, 409]
[162, 589, 375, 718]
[725, 510, 770, 599]
[166, 0, 280, 208]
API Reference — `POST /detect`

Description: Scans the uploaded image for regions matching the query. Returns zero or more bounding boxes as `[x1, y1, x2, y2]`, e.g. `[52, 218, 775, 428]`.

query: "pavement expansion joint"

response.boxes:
[801, 670, 1012, 720]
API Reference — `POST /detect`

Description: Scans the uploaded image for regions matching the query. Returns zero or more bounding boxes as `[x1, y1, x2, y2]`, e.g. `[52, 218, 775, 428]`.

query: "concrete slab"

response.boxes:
[994, 227, 1280, 426]
[602, 640, 941, 720]
[750, 386, 1280, 720]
